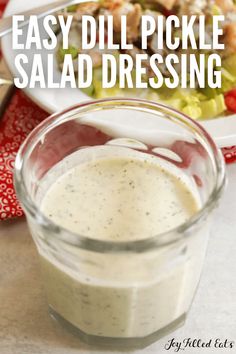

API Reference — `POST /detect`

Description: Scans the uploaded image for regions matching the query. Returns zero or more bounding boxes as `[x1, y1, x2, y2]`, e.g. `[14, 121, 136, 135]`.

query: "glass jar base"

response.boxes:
[48, 306, 186, 349]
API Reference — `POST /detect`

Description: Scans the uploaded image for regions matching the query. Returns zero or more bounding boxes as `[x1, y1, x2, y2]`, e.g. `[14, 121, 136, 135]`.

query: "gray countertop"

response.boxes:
[0, 164, 236, 354]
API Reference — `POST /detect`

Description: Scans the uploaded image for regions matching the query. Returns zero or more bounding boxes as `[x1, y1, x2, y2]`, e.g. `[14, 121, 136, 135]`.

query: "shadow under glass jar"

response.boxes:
[14, 98, 226, 348]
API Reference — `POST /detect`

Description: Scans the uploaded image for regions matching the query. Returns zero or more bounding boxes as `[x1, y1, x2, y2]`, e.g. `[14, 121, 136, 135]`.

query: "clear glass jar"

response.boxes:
[14, 99, 226, 348]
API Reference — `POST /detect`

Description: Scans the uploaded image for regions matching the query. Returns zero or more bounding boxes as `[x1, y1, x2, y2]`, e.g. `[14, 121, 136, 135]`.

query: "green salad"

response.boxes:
[57, 0, 236, 120]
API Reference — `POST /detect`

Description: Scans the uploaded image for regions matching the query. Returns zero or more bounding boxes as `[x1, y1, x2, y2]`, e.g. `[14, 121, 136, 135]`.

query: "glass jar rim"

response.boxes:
[14, 98, 226, 253]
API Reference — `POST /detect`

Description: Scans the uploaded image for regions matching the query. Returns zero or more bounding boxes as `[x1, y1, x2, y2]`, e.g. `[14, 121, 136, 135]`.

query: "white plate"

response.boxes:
[2, 0, 236, 148]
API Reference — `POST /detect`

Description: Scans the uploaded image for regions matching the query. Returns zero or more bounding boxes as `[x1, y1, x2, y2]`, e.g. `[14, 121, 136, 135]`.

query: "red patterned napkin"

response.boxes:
[0, 91, 48, 220]
[0, 0, 235, 221]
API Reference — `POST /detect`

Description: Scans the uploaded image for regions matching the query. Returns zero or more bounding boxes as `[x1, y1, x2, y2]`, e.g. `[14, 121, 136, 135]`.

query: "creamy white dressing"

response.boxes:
[38, 149, 207, 339]
[41, 157, 199, 240]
